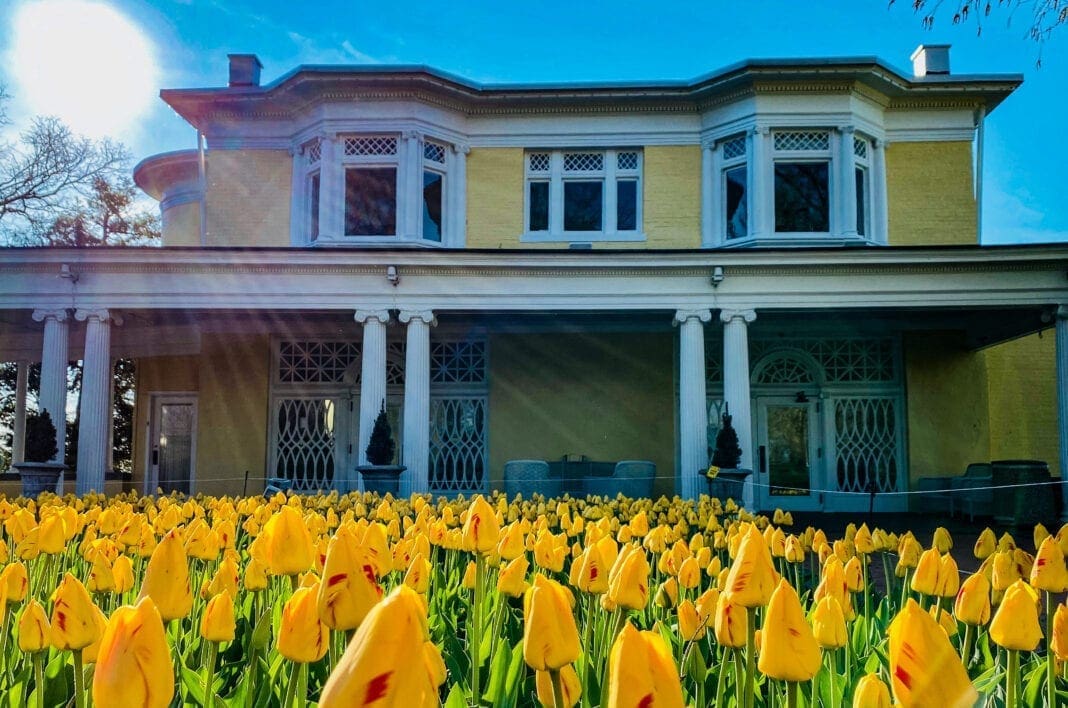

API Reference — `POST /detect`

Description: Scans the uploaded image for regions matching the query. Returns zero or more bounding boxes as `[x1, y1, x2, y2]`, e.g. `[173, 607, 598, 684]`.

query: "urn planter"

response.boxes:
[357, 464, 406, 496]
[14, 461, 66, 497]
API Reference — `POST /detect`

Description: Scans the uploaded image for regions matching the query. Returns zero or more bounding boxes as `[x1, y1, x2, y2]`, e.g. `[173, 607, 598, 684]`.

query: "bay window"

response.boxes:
[773, 131, 831, 233]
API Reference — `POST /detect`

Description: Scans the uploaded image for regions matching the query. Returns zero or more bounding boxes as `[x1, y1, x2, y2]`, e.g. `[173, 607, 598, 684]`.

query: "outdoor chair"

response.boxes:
[948, 462, 993, 521]
[502, 459, 557, 499]
[613, 460, 656, 498]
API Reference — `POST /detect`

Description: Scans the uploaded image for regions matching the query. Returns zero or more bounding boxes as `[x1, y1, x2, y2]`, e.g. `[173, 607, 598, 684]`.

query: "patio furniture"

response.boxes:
[502, 460, 556, 498]
[613, 460, 656, 498]
[992, 459, 1055, 528]
[948, 462, 993, 521]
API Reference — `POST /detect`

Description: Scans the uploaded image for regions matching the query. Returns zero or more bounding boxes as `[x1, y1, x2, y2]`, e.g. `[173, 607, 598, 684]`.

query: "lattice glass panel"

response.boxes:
[344, 136, 398, 157]
[750, 337, 896, 384]
[853, 137, 868, 159]
[278, 341, 361, 384]
[424, 142, 447, 164]
[528, 153, 550, 173]
[563, 152, 604, 172]
[722, 136, 746, 161]
[705, 350, 723, 385]
[305, 139, 322, 164]
[386, 342, 406, 385]
[754, 355, 816, 385]
[431, 341, 486, 384]
[706, 398, 727, 455]
[429, 398, 487, 492]
[774, 131, 830, 152]
[617, 151, 639, 171]
[274, 398, 336, 491]
[834, 397, 899, 493]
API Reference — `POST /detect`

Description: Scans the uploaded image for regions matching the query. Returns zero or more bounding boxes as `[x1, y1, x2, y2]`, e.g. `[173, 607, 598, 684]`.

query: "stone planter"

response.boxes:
[357, 464, 406, 496]
[14, 461, 66, 497]
[706, 468, 752, 506]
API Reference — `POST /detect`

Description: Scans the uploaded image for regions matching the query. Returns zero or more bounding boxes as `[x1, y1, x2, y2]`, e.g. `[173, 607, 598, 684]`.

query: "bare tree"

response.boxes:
[15, 175, 160, 247]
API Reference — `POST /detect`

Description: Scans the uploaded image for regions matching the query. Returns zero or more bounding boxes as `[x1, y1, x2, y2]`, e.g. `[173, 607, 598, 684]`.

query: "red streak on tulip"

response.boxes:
[327, 573, 347, 587]
[363, 671, 393, 704]
[894, 665, 913, 690]
[638, 694, 655, 708]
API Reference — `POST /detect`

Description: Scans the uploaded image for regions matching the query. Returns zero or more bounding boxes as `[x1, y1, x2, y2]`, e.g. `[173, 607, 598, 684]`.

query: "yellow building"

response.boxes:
[2, 47, 1066, 514]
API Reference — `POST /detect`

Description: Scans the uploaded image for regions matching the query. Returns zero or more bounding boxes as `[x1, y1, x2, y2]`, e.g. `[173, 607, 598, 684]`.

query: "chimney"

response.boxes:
[910, 44, 951, 77]
[228, 54, 263, 87]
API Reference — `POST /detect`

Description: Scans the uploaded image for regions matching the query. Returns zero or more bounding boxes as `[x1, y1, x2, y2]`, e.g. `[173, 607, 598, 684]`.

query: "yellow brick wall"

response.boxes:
[903, 331, 990, 481]
[885, 141, 977, 246]
[465, 146, 700, 249]
[161, 202, 201, 247]
[132, 356, 200, 486]
[488, 332, 677, 496]
[205, 150, 292, 247]
[985, 332, 1060, 476]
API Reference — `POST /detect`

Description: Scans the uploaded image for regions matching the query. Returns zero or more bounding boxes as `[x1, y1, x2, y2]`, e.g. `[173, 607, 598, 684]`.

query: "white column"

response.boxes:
[403, 131, 423, 239]
[871, 139, 889, 244]
[701, 140, 717, 247]
[838, 126, 858, 238]
[289, 145, 304, 246]
[721, 308, 757, 473]
[355, 310, 390, 471]
[749, 127, 772, 239]
[75, 309, 119, 495]
[675, 309, 712, 499]
[32, 309, 69, 467]
[1056, 306, 1068, 521]
[12, 361, 28, 466]
[319, 135, 342, 239]
[448, 143, 469, 247]
[400, 309, 435, 497]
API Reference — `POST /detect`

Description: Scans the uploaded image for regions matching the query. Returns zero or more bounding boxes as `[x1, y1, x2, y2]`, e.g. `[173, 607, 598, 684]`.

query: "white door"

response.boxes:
[147, 395, 197, 495]
[754, 396, 821, 511]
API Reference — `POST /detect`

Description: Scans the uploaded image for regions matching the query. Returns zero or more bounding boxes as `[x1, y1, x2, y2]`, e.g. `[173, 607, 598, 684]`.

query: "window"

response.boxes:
[853, 136, 870, 237]
[422, 141, 446, 243]
[343, 136, 399, 237]
[720, 135, 748, 240]
[307, 172, 320, 241]
[773, 131, 830, 233]
[525, 149, 642, 240]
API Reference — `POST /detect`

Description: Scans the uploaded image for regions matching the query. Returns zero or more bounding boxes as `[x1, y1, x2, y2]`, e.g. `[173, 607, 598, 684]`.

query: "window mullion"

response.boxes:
[319, 135, 342, 239]
[549, 151, 564, 234]
[605, 149, 617, 234]
[837, 127, 857, 238]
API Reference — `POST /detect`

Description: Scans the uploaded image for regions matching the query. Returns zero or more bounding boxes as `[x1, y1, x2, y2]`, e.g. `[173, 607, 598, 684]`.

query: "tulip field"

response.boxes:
[0, 491, 1066, 707]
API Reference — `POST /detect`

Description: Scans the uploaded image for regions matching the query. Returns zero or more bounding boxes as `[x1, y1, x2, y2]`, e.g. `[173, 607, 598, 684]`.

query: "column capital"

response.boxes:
[75, 308, 123, 325]
[402, 130, 423, 141]
[719, 308, 757, 325]
[872, 137, 887, 150]
[354, 309, 391, 325]
[450, 142, 471, 155]
[398, 309, 436, 326]
[752, 125, 771, 136]
[1057, 305, 1068, 320]
[32, 308, 69, 323]
[837, 125, 856, 135]
[673, 309, 712, 326]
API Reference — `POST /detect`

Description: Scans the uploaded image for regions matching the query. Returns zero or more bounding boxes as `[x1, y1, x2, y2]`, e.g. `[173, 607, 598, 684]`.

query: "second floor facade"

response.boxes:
[135, 48, 1020, 251]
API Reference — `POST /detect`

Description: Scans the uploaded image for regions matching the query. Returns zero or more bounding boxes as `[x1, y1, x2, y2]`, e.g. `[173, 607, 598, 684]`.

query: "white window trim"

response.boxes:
[521, 148, 646, 243]
[720, 134, 748, 242]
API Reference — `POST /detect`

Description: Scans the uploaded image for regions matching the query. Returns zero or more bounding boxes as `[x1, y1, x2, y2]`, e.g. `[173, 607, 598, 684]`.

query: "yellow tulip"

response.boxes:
[1030, 536, 1068, 593]
[87, 550, 115, 594]
[523, 574, 582, 671]
[404, 553, 432, 594]
[991, 550, 1019, 591]
[990, 580, 1042, 652]
[50, 573, 102, 651]
[910, 548, 941, 596]
[607, 545, 650, 611]
[17, 599, 50, 653]
[758, 579, 820, 682]
[82, 604, 108, 664]
[261, 506, 314, 576]
[244, 556, 269, 592]
[605, 622, 684, 708]
[713, 590, 748, 648]
[1, 561, 28, 603]
[854, 524, 875, 555]
[112, 556, 135, 594]
[462, 560, 477, 589]
[853, 673, 892, 708]
[812, 595, 847, 649]
[678, 600, 706, 641]
[200, 592, 236, 643]
[496, 523, 526, 561]
[654, 577, 678, 609]
[497, 556, 530, 598]
[278, 583, 329, 663]
[137, 529, 192, 622]
[723, 525, 778, 608]
[319, 586, 443, 708]
[38, 514, 66, 555]
[535, 665, 582, 708]
[974, 528, 996, 560]
[887, 599, 977, 708]
[1051, 604, 1068, 660]
[843, 556, 864, 593]
[953, 572, 991, 626]
[937, 554, 960, 598]
[317, 535, 383, 632]
[573, 544, 610, 595]
[677, 557, 701, 590]
[932, 527, 953, 553]
[462, 495, 501, 555]
[92, 597, 173, 708]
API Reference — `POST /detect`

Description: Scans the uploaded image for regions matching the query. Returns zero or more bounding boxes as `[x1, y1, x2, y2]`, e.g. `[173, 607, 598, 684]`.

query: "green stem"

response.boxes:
[861, 553, 871, 652]
[549, 668, 565, 708]
[745, 607, 757, 708]
[786, 681, 798, 708]
[1047, 591, 1056, 708]
[714, 647, 728, 708]
[33, 652, 44, 708]
[471, 555, 485, 708]
[204, 641, 218, 708]
[73, 649, 86, 708]
[733, 648, 745, 703]
[828, 650, 839, 708]
[600, 608, 627, 701]
[1006, 648, 1019, 708]
[961, 623, 976, 669]
[282, 662, 300, 708]
[295, 661, 308, 708]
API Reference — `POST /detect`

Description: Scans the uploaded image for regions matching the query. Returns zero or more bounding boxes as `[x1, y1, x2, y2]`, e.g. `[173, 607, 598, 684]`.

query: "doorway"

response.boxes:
[754, 395, 821, 511]
[146, 394, 197, 495]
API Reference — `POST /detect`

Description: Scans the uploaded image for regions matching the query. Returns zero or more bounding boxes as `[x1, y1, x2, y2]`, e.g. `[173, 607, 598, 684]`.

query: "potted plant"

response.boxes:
[15, 410, 66, 497]
[356, 403, 406, 496]
[706, 405, 751, 505]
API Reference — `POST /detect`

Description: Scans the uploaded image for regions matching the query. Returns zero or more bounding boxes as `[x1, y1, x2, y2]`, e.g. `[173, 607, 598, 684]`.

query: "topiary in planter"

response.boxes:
[24, 410, 59, 463]
[365, 403, 396, 466]
[710, 405, 742, 469]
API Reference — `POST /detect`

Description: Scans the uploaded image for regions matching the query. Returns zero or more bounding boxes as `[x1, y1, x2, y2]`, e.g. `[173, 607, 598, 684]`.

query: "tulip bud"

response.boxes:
[654, 578, 678, 609]
[606, 623, 684, 708]
[51, 573, 102, 651]
[1030, 536, 1068, 593]
[1051, 604, 1068, 661]
[200, 592, 236, 643]
[462, 561, 477, 590]
[1, 561, 28, 603]
[678, 600, 705, 641]
[137, 529, 193, 622]
[973, 528, 996, 560]
[17, 599, 50, 653]
[404, 553, 432, 594]
[990, 580, 1042, 652]
[112, 556, 135, 594]
[713, 591, 747, 648]
[262, 506, 314, 577]
[278, 584, 329, 663]
[723, 525, 778, 608]
[535, 665, 582, 708]
[888, 599, 976, 707]
[932, 527, 953, 554]
[523, 575, 581, 671]
[910, 549, 942, 596]
[497, 556, 530, 598]
[317, 534, 383, 632]
[953, 572, 991, 626]
[92, 597, 173, 708]
[812, 595, 847, 649]
[462, 495, 501, 555]
[853, 674, 892, 708]
[758, 579, 820, 682]
[677, 557, 701, 590]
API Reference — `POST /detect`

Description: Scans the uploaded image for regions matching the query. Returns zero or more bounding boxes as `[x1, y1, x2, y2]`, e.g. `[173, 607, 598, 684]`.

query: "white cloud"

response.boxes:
[982, 180, 1068, 244]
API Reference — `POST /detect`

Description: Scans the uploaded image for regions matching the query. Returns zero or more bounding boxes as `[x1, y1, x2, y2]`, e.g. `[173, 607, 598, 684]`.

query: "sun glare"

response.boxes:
[8, 0, 159, 140]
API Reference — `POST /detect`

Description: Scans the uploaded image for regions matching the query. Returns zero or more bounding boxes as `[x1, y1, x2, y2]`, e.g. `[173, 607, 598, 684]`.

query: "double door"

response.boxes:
[754, 396, 822, 511]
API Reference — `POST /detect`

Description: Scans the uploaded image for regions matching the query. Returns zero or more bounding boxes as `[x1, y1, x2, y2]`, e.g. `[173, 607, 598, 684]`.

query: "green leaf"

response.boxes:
[502, 641, 527, 708]
[444, 683, 468, 708]
[482, 638, 511, 704]
[180, 665, 206, 705]
[251, 608, 272, 650]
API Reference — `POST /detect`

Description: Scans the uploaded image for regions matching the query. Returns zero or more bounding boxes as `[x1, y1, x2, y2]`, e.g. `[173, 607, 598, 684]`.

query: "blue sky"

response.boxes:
[1, 0, 1065, 243]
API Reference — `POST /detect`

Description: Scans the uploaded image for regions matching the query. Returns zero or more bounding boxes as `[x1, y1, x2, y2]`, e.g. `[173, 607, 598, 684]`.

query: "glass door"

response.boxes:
[755, 396, 821, 511]
[148, 395, 197, 495]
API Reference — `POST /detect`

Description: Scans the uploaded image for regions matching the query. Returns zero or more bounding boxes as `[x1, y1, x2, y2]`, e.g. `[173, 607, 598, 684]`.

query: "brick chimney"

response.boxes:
[910, 44, 951, 77]
[228, 54, 263, 87]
